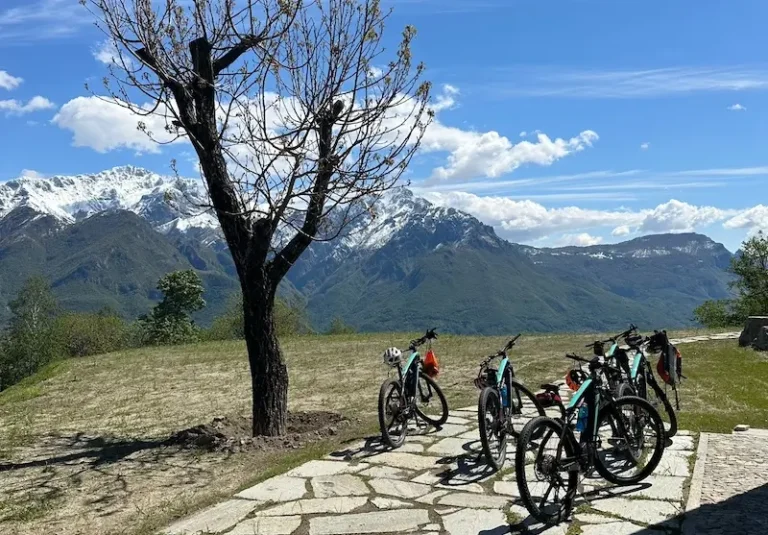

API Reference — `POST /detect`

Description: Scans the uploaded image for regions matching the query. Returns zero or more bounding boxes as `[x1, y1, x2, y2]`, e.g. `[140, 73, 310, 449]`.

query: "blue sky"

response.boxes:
[2, 0, 768, 251]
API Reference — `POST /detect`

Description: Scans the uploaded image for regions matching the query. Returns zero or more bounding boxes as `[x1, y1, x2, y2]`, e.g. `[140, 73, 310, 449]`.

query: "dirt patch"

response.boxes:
[167, 411, 353, 453]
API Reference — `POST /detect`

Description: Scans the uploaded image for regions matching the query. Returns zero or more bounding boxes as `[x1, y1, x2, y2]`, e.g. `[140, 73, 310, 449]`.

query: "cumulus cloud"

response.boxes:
[727, 103, 746, 112]
[20, 169, 45, 179]
[52, 96, 181, 153]
[557, 233, 604, 246]
[0, 96, 55, 115]
[724, 205, 768, 233]
[422, 191, 733, 243]
[424, 127, 598, 182]
[612, 225, 631, 237]
[0, 70, 22, 90]
[640, 142, 650, 150]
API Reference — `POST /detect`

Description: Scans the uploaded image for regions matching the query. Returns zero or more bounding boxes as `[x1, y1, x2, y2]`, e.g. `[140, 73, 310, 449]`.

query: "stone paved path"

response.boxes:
[684, 429, 768, 535]
[160, 332, 739, 535]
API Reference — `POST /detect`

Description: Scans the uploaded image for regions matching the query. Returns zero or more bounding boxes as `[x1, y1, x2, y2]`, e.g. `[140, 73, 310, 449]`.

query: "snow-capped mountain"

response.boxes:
[0, 165, 735, 333]
[0, 166, 218, 233]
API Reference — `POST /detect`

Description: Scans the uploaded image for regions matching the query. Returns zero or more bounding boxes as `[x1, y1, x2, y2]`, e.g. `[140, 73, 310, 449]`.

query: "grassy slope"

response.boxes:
[0, 329, 762, 535]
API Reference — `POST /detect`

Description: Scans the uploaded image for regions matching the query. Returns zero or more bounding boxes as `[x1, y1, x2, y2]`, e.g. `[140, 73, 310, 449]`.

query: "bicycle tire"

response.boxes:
[478, 386, 507, 470]
[378, 379, 407, 448]
[593, 395, 665, 485]
[515, 416, 578, 525]
[638, 372, 678, 438]
[615, 382, 635, 398]
[647, 377, 678, 438]
[414, 372, 448, 427]
[509, 380, 547, 436]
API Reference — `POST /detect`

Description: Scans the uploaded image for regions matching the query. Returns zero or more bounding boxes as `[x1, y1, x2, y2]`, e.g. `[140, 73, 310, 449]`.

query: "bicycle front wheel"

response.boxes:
[508, 380, 546, 435]
[515, 416, 578, 525]
[378, 379, 408, 448]
[644, 375, 678, 439]
[414, 372, 448, 427]
[593, 396, 665, 485]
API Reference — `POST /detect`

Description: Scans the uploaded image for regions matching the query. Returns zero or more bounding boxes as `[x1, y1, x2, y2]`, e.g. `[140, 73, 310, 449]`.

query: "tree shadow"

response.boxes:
[0, 432, 171, 473]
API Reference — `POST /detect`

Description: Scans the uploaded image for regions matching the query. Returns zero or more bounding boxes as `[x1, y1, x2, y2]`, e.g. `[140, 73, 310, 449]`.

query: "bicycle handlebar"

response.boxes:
[502, 333, 522, 353]
[409, 328, 438, 350]
[585, 324, 639, 349]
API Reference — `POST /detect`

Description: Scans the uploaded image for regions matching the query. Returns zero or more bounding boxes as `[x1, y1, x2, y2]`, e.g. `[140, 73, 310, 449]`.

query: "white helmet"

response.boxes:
[383, 347, 402, 367]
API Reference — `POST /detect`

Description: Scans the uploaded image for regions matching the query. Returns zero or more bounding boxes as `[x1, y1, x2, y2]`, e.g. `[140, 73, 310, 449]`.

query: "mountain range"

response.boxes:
[0, 166, 734, 333]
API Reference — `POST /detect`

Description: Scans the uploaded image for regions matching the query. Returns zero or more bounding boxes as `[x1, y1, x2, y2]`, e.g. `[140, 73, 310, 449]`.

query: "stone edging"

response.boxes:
[685, 432, 709, 513]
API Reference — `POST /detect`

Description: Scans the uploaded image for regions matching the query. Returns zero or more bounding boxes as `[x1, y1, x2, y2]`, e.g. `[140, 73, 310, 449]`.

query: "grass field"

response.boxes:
[0, 328, 764, 535]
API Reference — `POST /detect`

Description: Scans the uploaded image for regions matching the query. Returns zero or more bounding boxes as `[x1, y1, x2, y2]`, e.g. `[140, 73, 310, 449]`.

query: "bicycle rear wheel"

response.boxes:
[637, 373, 677, 439]
[478, 386, 507, 470]
[515, 416, 578, 525]
[414, 372, 448, 427]
[593, 396, 665, 485]
[508, 380, 546, 436]
[378, 379, 408, 448]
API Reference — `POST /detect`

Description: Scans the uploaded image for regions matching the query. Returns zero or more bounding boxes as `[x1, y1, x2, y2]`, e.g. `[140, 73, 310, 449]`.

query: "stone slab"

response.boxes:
[363, 451, 439, 471]
[236, 477, 308, 503]
[310, 475, 369, 498]
[369, 478, 433, 499]
[229, 515, 302, 535]
[581, 522, 660, 535]
[259, 497, 367, 516]
[309, 509, 430, 535]
[591, 497, 682, 525]
[441, 509, 508, 535]
[371, 497, 414, 509]
[411, 471, 485, 493]
[633, 475, 686, 501]
[415, 490, 449, 504]
[286, 460, 363, 478]
[437, 492, 509, 509]
[357, 465, 413, 480]
[575, 513, 622, 524]
[162, 499, 258, 535]
[432, 424, 469, 437]
[425, 437, 472, 457]
[654, 451, 692, 477]
[667, 436, 695, 451]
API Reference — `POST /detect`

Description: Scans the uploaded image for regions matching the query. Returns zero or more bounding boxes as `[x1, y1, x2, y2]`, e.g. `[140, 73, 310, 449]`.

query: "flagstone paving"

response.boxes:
[161, 332, 743, 535]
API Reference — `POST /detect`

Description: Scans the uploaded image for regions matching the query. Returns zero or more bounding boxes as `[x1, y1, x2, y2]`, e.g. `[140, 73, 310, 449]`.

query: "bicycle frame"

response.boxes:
[397, 350, 422, 399]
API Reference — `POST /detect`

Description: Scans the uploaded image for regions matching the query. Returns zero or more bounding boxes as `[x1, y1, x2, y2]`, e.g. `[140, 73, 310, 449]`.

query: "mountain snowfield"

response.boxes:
[0, 166, 735, 332]
[0, 166, 218, 232]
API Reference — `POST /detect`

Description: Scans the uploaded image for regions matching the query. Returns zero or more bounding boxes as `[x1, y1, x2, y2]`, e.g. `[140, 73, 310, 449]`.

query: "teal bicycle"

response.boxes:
[378, 329, 448, 448]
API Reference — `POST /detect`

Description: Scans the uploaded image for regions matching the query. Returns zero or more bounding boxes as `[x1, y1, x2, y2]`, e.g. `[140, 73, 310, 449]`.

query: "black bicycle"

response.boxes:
[378, 329, 449, 448]
[595, 325, 679, 439]
[515, 352, 666, 525]
[474, 334, 546, 470]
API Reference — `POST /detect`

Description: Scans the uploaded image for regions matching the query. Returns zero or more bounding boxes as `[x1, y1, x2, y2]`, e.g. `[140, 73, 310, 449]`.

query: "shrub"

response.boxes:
[326, 317, 356, 335]
[52, 311, 131, 358]
[204, 294, 310, 340]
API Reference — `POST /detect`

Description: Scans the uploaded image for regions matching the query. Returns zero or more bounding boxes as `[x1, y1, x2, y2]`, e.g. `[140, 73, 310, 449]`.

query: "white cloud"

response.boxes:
[557, 233, 604, 246]
[640, 142, 650, 150]
[727, 103, 746, 111]
[724, 206, 768, 233]
[612, 225, 631, 237]
[0, 96, 55, 116]
[519, 131, 527, 137]
[490, 66, 768, 99]
[422, 191, 734, 243]
[0, 0, 91, 42]
[423, 127, 598, 181]
[20, 169, 45, 179]
[0, 70, 22, 90]
[52, 96, 181, 153]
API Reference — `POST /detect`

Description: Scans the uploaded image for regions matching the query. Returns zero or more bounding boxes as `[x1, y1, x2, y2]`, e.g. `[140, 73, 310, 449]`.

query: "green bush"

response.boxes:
[52, 311, 132, 358]
[203, 294, 310, 341]
[326, 316, 356, 335]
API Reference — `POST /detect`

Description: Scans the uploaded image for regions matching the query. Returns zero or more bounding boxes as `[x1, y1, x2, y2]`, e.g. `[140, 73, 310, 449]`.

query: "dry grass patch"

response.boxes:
[0, 327, 731, 534]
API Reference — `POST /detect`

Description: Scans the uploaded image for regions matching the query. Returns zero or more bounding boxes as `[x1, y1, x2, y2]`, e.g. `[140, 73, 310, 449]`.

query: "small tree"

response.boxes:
[694, 232, 768, 327]
[326, 316, 356, 335]
[0, 276, 60, 390]
[86, 0, 431, 435]
[141, 270, 206, 345]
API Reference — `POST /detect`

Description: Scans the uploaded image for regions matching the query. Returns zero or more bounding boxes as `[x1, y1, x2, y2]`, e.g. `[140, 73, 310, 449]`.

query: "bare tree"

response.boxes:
[83, 0, 432, 435]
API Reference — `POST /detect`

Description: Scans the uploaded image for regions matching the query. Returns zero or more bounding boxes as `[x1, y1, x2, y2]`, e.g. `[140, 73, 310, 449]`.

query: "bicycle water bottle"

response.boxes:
[575, 405, 588, 432]
[500, 385, 509, 408]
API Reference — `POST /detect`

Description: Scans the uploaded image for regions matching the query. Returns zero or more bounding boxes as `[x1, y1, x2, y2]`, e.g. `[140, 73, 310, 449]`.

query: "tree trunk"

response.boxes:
[242, 269, 288, 436]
